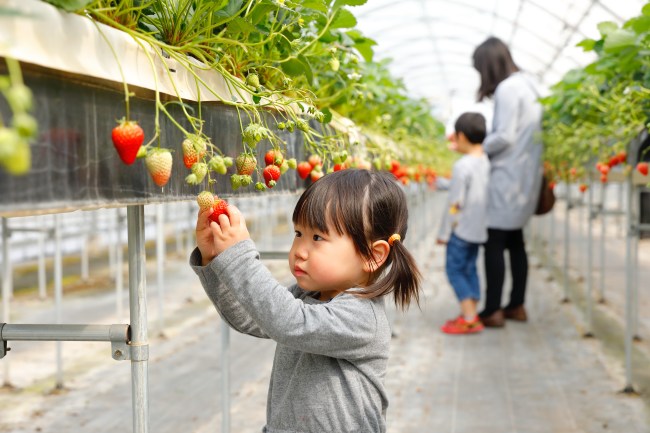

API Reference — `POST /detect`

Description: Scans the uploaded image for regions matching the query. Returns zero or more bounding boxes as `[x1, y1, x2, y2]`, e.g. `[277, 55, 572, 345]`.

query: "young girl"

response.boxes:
[190, 168, 422, 432]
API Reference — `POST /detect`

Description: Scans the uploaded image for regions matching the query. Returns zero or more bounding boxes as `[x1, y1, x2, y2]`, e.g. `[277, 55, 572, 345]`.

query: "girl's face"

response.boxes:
[289, 222, 369, 301]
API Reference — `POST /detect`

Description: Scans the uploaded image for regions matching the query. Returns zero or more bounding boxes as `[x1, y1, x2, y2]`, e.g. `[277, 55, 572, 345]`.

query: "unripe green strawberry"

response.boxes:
[280, 160, 289, 174]
[236, 153, 257, 175]
[246, 73, 260, 89]
[196, 191, 215, 210]
[240, 174, 253, 186]
[12, 113, 37, 139]
[328, 58, 340, 72]
[0, 127, 20, 159]
[112, 119, 144, 165]
[286, 120, 295, 132]
[255, 182, 266, 191]
[208, 156, 227, 174]
[145, 148, 173, 187]
[185, 173, 198, 185]
[223, 156, 234, 167]
[191, 162, 208, 183]
[296, 119, 309, 132]
[5, 84, 33, 112]
[287, 158, 297, 169]
[0, 138, 30, 175]
[277, 122, 286, 130]
[230, 174, 242, 190]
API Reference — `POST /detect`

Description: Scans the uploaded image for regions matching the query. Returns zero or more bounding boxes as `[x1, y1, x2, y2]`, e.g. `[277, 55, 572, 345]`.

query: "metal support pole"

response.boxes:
[127, 205, 149, 433]
[2, 217, 11, 386]
[54, 214, 64, 389]
[156, 204, 165, 334]
[38, 233, 47, 300]
[186, 203, 194, 254]
[599, 183, 607, 302]
[221, 319, 231, 433]
[585, 177, 594, 337]
[562, 185, 571, 303]
[81, 213, 89, 282]
[116, 209, 124, 321]
[623, 177, 635, 393]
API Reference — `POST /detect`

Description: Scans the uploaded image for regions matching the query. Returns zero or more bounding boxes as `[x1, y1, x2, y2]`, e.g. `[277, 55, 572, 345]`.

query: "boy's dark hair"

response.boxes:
[473, 36, 519, 101]
[292, 169, 421, 310]
[454, 112, 486, 144]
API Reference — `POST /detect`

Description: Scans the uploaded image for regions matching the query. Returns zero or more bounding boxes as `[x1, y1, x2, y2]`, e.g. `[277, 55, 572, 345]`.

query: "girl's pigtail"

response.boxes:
[387, 240, 422, 310]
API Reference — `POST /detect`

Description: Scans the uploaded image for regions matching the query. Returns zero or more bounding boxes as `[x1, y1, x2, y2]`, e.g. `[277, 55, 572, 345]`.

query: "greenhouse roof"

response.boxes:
[354, 0, 648, 122]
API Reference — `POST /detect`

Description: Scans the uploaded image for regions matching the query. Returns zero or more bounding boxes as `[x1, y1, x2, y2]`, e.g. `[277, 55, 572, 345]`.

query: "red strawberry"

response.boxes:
[112, 120, 144, 165]
[235, 153, 257, 175]
[579, 183, 588, 193]
[208, 198, 229, 223]
[196, 191, 215, 211]
[599, 164, 610, 175]
[145, 148, 172, 187]
[263, 164, 281, 188]
[182, 135, 207, 169]
[600, 174, 608, 183]
[637, 162, 648, 176]
[617, 151, 627, 164]
[390, 160, 400, 173]
[264, 149, 284, 167]
[308, 154, 321, 168]
[297, 161, 312, 179]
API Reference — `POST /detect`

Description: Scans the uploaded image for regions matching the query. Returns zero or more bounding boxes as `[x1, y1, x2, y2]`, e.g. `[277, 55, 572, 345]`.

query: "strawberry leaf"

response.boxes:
[330, 8, 357, 29]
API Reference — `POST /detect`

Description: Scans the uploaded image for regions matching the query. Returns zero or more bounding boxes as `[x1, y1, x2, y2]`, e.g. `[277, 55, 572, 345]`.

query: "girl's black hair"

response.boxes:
[472, 36, 519, 101]
[292, 169, 422, 310]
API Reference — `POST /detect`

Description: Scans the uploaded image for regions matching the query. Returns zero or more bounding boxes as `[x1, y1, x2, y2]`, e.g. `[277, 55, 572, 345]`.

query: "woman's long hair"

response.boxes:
[473, 36, 519, 101]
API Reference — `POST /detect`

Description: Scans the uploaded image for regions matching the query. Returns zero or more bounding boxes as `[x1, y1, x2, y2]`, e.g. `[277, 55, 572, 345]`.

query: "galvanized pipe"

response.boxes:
[127, 205, 150, 433]
[585, 177, 594, 336]
[1, 324, 128, 341]
[599, 183, 606, 302]
[221, 320, 231, 433]
[623, 176, 634, 392]
[116, 209, 124, 321]
[563, 186, 571, 302]
[156, 204, 165, 333]
[54, 214, 64, 389]
[2, 217, 11, 385]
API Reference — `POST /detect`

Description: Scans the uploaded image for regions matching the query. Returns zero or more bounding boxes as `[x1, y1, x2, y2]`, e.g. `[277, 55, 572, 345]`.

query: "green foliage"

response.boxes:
[540, 3, 650, 181]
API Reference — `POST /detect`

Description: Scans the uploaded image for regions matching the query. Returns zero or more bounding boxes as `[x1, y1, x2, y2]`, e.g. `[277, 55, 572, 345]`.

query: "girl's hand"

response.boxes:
[196, 208, 217, 266]
[209, 204, 251, 257]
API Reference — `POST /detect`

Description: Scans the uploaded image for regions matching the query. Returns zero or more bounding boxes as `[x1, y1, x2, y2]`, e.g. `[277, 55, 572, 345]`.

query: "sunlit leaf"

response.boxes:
[330, 8, 356, 29]
[597, 21, 618, 38]
[603, 28, 637, 52]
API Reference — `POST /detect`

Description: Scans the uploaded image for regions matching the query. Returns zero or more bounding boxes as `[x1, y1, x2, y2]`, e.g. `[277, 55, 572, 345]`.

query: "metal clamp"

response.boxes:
[0, 323, 9, 359]
[110, 324, 131, 361]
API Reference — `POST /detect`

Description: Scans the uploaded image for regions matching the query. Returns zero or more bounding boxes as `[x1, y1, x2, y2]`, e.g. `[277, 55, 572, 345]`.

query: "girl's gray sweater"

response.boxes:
[190, 239, 391, 433]
[483, 72, 544, 230]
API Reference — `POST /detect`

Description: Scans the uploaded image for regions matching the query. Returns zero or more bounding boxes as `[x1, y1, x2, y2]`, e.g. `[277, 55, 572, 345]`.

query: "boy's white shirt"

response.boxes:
[437, 153, 490, 244]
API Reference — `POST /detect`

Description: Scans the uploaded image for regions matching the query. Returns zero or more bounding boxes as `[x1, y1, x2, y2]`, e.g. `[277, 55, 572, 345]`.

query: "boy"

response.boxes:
[437, 112, 490, 334]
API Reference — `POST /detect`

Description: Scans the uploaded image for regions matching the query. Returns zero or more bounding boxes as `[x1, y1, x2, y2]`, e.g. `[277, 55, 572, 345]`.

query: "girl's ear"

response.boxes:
[364, 240, 391, 273]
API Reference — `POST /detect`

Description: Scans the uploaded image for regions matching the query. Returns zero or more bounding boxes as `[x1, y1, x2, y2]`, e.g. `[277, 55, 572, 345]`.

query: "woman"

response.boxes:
[472, 37, 543, 327]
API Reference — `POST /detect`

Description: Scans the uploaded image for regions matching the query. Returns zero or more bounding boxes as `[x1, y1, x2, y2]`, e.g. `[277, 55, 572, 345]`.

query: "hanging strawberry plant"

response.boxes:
[540, 3, 650, 184]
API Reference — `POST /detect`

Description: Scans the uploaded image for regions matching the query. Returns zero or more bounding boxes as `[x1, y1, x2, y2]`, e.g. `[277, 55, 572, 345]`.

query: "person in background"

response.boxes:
[190, 169, 422, 433]
[472, 36, 543, 327]
[437, 112, 490, 334]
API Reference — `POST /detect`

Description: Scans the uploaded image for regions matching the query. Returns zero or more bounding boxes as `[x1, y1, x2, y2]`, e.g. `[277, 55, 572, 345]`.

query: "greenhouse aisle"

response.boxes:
[1, 202, 650, 432]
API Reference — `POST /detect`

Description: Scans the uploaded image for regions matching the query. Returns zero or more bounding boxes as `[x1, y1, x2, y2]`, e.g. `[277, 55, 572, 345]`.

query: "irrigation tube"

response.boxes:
[127, 205, 150, 433]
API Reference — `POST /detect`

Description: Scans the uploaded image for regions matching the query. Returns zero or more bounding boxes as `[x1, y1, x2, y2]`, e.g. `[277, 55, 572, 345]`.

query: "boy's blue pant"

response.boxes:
[445, 233, 481, 301]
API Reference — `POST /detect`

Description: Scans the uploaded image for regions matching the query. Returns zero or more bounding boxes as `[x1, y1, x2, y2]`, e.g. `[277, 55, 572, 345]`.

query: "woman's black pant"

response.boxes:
[480, 228, 528, 317]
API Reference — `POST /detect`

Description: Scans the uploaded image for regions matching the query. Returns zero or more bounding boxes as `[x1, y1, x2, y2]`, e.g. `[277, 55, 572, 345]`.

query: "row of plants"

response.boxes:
[540, 2, 650, 189]
[1, 0, 453, 194]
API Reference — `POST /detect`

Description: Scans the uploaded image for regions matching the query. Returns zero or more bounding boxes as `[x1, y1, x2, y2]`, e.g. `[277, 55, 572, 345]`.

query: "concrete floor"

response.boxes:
[1, 190, 649, 433]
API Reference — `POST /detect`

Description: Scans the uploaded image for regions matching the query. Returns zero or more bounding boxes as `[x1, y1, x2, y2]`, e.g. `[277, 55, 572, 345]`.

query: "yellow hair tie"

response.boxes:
[388, 233, 401, 246]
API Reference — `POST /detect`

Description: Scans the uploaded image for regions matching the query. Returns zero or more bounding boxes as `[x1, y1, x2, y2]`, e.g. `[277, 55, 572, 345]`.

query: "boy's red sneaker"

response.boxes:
[441, 316, 484, 334]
